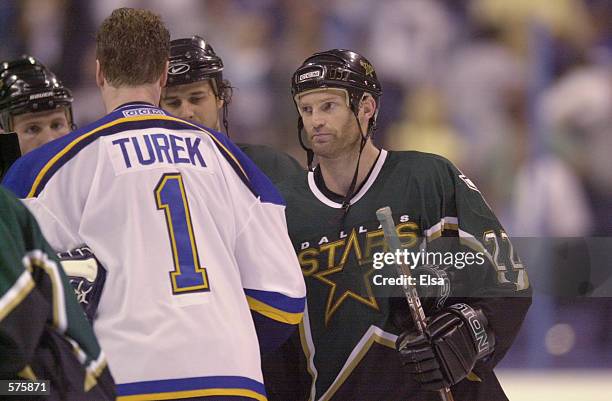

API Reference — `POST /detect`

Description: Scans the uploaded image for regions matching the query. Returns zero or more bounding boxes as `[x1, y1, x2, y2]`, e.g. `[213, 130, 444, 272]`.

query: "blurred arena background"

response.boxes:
[1, 1, 610, 399]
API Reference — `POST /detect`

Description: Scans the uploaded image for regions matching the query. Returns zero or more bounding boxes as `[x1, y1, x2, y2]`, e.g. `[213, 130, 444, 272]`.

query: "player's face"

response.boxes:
[11, 108, 71, 155]
[297, 89, 361, 159]
[161, 80, 223, 130]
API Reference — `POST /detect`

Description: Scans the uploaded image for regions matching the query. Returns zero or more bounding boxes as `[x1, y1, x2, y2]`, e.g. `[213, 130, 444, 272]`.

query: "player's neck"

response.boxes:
[318, 141, 380, 197]
[101, 84, 162, 113]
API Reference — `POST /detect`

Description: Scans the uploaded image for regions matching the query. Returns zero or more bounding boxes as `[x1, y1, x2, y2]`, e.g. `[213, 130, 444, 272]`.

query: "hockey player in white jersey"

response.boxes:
[2, 8, 306, 401]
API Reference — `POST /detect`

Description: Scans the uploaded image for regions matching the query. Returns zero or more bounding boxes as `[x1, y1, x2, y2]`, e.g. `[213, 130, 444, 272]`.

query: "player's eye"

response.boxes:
[51, 120, 66, 130]
[24, 125, 41, 135]
[300, 106, 312, 114]
[163, 99, 181, 108]
[321, 101, 336, 112]
[189, 95, 205, 105]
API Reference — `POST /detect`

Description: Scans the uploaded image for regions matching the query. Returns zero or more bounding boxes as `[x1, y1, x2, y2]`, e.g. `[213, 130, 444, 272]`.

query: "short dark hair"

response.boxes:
[96, 8, 170, 86]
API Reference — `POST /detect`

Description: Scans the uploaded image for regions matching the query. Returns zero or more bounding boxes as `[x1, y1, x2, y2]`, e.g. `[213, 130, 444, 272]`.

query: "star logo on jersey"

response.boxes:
[312, 229, 380, 326]
[71, 279, 92, 305]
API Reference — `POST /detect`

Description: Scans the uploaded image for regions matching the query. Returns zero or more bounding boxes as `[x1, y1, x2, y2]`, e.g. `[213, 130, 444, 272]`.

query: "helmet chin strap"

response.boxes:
[340, 108, 368, 218]
[297, 117, 315, 171]
[297, 94, 373, 222]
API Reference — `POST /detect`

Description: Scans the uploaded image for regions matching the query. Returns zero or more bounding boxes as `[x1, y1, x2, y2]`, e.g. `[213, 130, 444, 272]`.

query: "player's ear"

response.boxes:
[160, 60, 169, 88]
[95, 60, 104, 88]
[360, 94, 376, 120]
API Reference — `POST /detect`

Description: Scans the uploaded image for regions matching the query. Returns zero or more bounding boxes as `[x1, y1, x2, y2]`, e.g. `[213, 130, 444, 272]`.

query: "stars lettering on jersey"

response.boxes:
[312, 229, 379, 326]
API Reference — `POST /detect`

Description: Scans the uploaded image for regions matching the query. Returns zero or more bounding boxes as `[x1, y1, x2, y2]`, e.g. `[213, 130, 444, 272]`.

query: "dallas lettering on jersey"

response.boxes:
[107, 130, 206, 173]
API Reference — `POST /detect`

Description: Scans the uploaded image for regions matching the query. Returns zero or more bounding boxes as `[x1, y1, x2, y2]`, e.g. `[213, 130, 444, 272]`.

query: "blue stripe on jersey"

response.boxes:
[1, 110, 120, 198]
[116, 375, 266, 399]
[244, 289, 305, 314]
[2, 105, 284, 206]
[3, 118, 211, 198]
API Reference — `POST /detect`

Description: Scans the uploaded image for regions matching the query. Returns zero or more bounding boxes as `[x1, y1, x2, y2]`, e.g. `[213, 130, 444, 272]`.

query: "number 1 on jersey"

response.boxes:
[155, 173, 210, 294]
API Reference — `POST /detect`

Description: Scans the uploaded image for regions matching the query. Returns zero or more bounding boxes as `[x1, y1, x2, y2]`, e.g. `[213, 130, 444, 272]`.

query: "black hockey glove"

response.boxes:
[396, 303, 495, 390]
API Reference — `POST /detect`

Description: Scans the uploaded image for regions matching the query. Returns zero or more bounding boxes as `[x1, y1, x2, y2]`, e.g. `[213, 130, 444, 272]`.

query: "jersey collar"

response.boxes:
[307, 149, 388, 208]
[113, 101, 157, 111]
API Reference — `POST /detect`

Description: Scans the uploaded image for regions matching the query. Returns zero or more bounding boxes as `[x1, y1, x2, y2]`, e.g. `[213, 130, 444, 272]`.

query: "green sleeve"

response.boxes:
[423, 157, 532, 369]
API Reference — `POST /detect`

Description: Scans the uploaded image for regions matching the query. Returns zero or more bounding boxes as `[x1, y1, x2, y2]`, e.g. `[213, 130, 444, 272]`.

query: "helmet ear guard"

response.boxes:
[0, 55, 74, 132]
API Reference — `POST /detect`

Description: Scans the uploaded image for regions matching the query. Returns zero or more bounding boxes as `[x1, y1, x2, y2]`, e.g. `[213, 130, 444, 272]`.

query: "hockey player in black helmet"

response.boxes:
[161, 35, 303, 184]
[291, 49, 382, 214]
[267, 49, 532, 400]
[0, 55, 74, 156]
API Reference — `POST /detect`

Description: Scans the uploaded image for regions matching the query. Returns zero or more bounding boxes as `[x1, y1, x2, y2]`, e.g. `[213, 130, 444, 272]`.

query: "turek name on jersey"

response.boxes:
[111, 132, 206, 169]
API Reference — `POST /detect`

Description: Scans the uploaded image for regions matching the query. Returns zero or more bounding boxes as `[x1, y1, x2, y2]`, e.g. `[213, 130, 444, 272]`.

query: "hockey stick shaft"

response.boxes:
[376, 206, 454, 401]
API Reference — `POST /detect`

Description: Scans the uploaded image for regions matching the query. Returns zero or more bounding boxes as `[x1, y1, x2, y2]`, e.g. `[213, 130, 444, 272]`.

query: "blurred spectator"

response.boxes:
[385, 85, 466, 164]
[366, 0, 458, 139]
[20, 0, 65, 67]
[469, 0, 594, 57]
[0, 1, 24, 60]
[540, 65, 612, 235]
[220, 1, 277, 144]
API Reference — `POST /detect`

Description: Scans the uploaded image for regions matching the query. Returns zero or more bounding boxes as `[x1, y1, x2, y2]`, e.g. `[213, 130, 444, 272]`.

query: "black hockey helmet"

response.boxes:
[166, 35, 232, 133]
[0, 55, 74, 132]
[291, 49, 382, 124]
[291, 49, 383, 170]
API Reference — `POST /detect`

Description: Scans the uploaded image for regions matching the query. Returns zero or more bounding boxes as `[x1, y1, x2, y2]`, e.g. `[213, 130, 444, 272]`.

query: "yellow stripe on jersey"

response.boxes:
[117, 388, 268, 401]
[299, 319, 318, 401]
[317, 330, 395, 401]
[67, 337, 108, 391]
[0, 270, 35, 322]
[26, 251, 67, 332]
[27, 114, 248, 198]
[17, 365, 37, 380]
[246, 296, 304, 325]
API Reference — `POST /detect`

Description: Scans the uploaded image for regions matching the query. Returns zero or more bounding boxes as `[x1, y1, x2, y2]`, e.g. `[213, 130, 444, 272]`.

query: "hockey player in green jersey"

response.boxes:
[270, 49, 532, 401]
[0, 186, 115, 400]
[161, 35, 303, 184]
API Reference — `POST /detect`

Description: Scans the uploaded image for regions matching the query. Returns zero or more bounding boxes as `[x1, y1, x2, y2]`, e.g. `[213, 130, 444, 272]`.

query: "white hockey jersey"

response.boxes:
[3, 102, 306, 401]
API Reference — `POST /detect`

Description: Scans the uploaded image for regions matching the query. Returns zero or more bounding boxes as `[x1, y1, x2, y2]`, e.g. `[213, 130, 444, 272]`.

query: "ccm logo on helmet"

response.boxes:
[298, 69, 321, 82]
[168, 63, 190, 75]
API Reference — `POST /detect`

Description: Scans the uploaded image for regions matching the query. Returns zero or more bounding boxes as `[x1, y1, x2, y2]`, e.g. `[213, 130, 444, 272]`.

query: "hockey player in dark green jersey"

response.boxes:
[0, 186, 115, 400]
[269, 49, 532, 401]
[161, 35, 303, 184]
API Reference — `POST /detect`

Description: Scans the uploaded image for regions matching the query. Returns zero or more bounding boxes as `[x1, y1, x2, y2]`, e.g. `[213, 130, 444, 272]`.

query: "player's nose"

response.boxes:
[311, 109, 326, 128]
[178, 103, 195, 120]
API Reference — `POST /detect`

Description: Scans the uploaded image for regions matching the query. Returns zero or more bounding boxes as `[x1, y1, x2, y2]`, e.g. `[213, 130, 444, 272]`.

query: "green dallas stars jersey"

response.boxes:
[0, 186, 114, 400]
[271, 150, 532, 401]
[238, 143, 304, 185]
